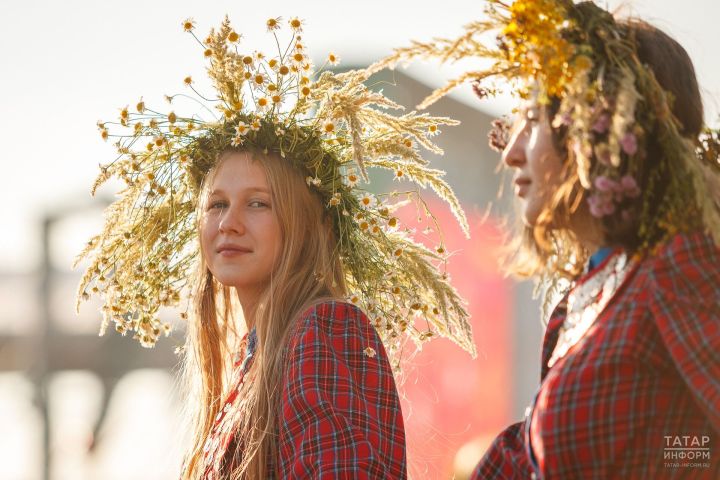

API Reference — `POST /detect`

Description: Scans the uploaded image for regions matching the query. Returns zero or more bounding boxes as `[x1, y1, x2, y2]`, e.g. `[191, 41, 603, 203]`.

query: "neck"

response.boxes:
[236, 288, 260, 332]
[571, 207, 606, 254]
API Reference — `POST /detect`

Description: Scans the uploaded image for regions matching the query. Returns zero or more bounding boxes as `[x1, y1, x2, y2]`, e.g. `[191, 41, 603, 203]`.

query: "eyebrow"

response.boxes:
[209, 187, 271, 196]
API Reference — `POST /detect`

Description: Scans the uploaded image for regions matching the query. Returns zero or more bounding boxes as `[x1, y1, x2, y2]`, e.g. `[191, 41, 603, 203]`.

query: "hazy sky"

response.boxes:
[2, 0, 718, 272]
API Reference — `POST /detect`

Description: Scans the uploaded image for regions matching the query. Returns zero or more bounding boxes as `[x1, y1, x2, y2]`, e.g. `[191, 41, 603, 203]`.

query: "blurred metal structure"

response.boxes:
[0, 203, 179, 480]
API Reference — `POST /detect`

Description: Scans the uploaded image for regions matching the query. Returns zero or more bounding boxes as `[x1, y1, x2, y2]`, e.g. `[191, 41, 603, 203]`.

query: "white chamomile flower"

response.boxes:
[235, 122, 249, 136]
[345, 171, 359, 188]
[358, 192, 376, 208]
[328, 193, 341, 206]
[250, 119, 261, 131]
[322, 120, 337, 136]
[327, 52, 340, 66]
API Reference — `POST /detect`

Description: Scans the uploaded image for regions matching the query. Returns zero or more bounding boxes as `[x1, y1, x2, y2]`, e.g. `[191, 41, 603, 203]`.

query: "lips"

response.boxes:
[514, 177, 531, 198]
[217, 244, 252, 256]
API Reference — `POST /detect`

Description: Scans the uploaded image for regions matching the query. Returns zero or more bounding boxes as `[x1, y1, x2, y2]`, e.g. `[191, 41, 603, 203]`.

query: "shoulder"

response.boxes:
[641, 231, 720, 302]
[284, 299, 395, 387]
[287, 300, 378, 352]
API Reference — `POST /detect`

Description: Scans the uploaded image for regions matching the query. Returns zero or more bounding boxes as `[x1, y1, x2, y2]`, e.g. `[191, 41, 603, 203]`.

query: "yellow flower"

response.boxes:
[136, 100, 145, 113]
[278, 65, 290, 75]
[573, 54, 593, 72]
[395, 169, 405, 180]
[266, 17, 281, 31]
[393, 248, 403, 257]
[428, 124, 438, 135]
[300, 86, 311, 98]
[243, 71, 252, 80]
[327, 52, 340, 66]
[134, 122, 143, 134]
[387, 217, 398, 228]
[227, 31, 240, 43]
[120, 107, 129, 120]
[182, 18, 195, 32]
[250, 119, 261, 131]
[242, 55, 253, 65]
[268, 83, 278, 92]
[257, 97, 269, 110]
[204, 48, 212, 58]
[271, 94, 282, 104]
[288, 17, 303, 31]
[149, 119, 158, 129]
[253, 73, 265, 86]
[183, 76, 192, 86]
[168, 112, 177, 124]
[100, 129, 109, 141]
[268, 59, 278, 69]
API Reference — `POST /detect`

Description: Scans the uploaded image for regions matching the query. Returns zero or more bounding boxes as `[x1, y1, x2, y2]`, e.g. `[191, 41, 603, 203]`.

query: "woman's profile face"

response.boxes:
[200, 151, 282, 299]
[502, 102, 565, 226]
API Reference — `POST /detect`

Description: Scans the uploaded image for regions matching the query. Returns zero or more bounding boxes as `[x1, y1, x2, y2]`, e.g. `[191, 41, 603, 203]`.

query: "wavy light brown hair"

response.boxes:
[181, 149, 347, 479]
[505, 19, 704, 283]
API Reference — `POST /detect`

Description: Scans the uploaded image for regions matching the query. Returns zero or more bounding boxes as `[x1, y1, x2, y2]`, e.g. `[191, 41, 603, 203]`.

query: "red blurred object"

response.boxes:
[395, 199, 514, 479]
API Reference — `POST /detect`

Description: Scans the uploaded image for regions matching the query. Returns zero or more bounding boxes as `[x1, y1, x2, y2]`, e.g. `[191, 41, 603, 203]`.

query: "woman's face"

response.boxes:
[200, 151, 282, 301]
[502, 102, 565, 226]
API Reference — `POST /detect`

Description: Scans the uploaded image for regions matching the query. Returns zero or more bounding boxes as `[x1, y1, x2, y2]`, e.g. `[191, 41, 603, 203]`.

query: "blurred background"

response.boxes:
[1, 1, 718, 479]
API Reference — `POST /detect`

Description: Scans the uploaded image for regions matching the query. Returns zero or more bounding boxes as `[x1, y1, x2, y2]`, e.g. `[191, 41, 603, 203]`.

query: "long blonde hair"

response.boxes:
[181, 149, 347, 478]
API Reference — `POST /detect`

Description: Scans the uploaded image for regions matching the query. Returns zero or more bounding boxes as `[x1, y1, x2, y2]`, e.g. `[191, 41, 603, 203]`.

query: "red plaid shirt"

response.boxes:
[201, 300, 407, 479]
[473, 232, 720, 479]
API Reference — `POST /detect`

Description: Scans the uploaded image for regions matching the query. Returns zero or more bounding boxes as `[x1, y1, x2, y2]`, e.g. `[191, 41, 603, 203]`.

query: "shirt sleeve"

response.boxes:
[471, 422, 534, 479]
[277, 301, 407, 479]
[648, 233, 720, 433]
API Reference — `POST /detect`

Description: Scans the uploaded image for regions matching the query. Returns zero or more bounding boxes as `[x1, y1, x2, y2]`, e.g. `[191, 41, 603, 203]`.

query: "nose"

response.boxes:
[502, 126, 527, 169]
[217, 205, 246, 235]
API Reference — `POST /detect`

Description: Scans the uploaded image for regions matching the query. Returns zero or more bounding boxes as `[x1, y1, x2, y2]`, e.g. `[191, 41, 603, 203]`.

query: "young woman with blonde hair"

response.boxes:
[76, 16, 476, 479]
[378, 1, 720, 477]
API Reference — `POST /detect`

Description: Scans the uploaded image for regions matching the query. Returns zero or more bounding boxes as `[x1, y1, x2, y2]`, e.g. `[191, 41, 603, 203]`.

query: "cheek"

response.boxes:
[199, 216, 215, 257]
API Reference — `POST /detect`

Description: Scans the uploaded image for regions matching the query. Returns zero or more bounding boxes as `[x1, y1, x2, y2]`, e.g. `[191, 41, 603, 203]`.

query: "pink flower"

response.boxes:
[620, 132, 638, 156]
[594, 175, 617, 192]
[588, 195, 604, 218]
[592, 113, 611, 134]
[620, 174, 641, 198]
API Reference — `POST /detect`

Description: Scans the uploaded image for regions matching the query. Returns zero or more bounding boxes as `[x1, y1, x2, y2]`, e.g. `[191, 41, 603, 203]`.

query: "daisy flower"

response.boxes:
[322, 120, 336, 136]
[182, 18, 195, 32]
[266, 17, 281, 31]
[327, 52, 340, 66]
[288, 17, 303, 32]
[345, 171, 359, 187]
[359, 192, 376, 208]
[235, 121, 249, 136]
